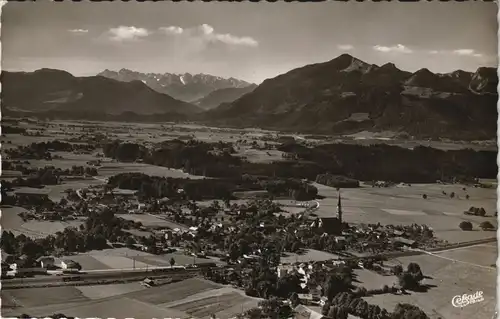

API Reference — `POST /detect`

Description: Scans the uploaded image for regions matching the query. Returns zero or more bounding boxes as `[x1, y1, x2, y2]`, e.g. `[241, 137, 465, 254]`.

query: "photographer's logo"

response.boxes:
[451, 291, 484, 308]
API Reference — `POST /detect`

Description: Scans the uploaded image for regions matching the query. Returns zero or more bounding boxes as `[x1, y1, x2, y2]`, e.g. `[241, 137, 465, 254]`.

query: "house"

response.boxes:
[36, 256, 55, 268]
[142, 277, 156, 287]
[315, 217, 342, 235]
[277, 265, 294, 278]
[294, 304, 327, 319]
[60, 259, 82, 270]
[392, 237, 417, 248]
[14, 187, 51, 201]
[111, 188, 138, 198]
[297, 294, 314, 305]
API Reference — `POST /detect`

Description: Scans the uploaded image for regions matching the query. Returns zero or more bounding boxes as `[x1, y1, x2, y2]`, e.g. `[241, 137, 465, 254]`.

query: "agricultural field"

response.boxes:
[2, 278, 257, 319]
[313, 182, 497, 243]
[2, 206, 83, 238]
[1, 286, 89, 308]
[361, 245, 497, 319]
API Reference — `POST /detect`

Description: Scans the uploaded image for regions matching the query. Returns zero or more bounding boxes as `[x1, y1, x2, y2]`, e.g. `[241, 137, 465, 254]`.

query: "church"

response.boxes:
[310, 192, 344, 235]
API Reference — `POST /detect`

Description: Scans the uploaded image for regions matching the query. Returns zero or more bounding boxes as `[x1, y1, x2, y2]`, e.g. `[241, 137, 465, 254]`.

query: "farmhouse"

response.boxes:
[392, 237, 417, 248]
[111, 188, 138, 197]
[59, 259, 81, 270]
[311, 217, 342, 235]
[14, 187, 51, 200]
[36, 256, 55, 268]
[1, 170, 23, 178]
[293, 304, 327, 319]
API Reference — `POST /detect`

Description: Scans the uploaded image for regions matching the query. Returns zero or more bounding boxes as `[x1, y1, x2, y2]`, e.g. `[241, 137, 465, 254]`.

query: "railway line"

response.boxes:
[2, 267, 202, 289]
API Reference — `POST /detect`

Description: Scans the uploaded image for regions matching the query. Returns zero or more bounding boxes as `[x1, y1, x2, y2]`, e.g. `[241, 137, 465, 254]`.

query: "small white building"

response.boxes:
[60, 259, 81, 270]
[36, 256, 55, 269]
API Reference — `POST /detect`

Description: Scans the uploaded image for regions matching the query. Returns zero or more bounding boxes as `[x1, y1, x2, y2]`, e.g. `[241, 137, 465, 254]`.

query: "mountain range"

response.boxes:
[1, 54, 497, 140]
[1, 69, 201, 116]
[206, 54, 498, 140]
[98, 69, 253, 103]
[194, 84, 258, 110]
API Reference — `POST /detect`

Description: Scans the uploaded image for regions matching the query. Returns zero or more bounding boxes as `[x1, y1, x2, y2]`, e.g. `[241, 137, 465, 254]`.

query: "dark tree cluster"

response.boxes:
[459, 221, 473, 231]
[464, 206, 487, 216]
[316, 173, 360, 188]
[324, 292, 391, 319]
[107, 172, 318, 201]
[396, 263, 424, 291]
[6, 140, 96, 160]
[2, 125, 26, 134]
[278, 143, 497, 183]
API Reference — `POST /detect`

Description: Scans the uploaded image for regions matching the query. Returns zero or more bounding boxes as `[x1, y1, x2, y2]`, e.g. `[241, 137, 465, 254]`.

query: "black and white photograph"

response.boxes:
[0, 1, 498, 319]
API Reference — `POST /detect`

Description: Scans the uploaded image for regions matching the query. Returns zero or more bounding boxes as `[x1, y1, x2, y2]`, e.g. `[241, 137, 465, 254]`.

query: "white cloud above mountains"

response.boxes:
[159, 26, 184, 35]
[103, 24, 257, 47]
[337, 44, 354, 51]
[108, 26, 150, 42]
[373, 44, 412, 54]
[161, 24, 258, 47]
[428, 49, 483, 58]
[68, 29, 88, 34]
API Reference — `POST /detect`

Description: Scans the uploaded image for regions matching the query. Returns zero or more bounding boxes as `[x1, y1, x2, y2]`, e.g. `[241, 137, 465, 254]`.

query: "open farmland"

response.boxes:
[2, 278, 258, 319]
[1, 286, 89, 308]
[170, 291, 259, 319]
[76, 282, 146, 299]
[1, 206, 83, 238]
[362, 245, 497, 319]
[313, 182, 497, 243]
[121, 278, 221, 305]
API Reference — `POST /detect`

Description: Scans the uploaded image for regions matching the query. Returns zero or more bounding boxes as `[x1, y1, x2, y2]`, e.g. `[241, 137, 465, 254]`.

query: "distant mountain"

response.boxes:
[1, 69, 202, 117]
[205, 54, 497, 140]
[194, 84, 258, 110]
[98, 69, 253, 102]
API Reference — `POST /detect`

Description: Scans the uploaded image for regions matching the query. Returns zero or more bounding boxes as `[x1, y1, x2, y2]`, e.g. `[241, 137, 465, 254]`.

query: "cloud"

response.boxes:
[68, 29, 88, 34]
[453, 49, 483, 57]
[338, 44, 354, 51]
[108, 26, 150, 42]
[373, 44, 412, 54]
[159, 26, 184, 35]
[159, 24, 258, 48]
[199, 24, 214, 36]
[427, 49, 483, 58]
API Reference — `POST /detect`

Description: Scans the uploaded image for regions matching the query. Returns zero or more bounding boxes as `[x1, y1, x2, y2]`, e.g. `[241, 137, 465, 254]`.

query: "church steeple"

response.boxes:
[337, 191, 342, 224]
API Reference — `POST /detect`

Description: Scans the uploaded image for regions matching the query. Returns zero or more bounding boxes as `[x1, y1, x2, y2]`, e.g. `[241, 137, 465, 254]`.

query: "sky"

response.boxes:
[2, 1, 498, 84]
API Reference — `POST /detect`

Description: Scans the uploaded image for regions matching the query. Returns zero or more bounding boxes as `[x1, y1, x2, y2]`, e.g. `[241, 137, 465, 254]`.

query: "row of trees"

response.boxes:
[107, 172, 318, 201]
[459, 220, 495, 231]
[278, 142, 497, 183]
[6, 140, 96, 160]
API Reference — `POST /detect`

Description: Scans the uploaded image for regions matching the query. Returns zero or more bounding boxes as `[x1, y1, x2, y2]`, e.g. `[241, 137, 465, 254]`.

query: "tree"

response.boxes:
[422, 194, 427, 199]
[327, 305, 349, 319]
[321, 300, 332, 315]
[459, 221, 473, 231]
[398, 272, 417, 290]
[406, 262, 424, 282]
[478, 207, 487, 217]
[392, 303, 429, 319]
[170, 257, 176, 268]
[392, 264, 403, 276]
[480, 221, 495, 231]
